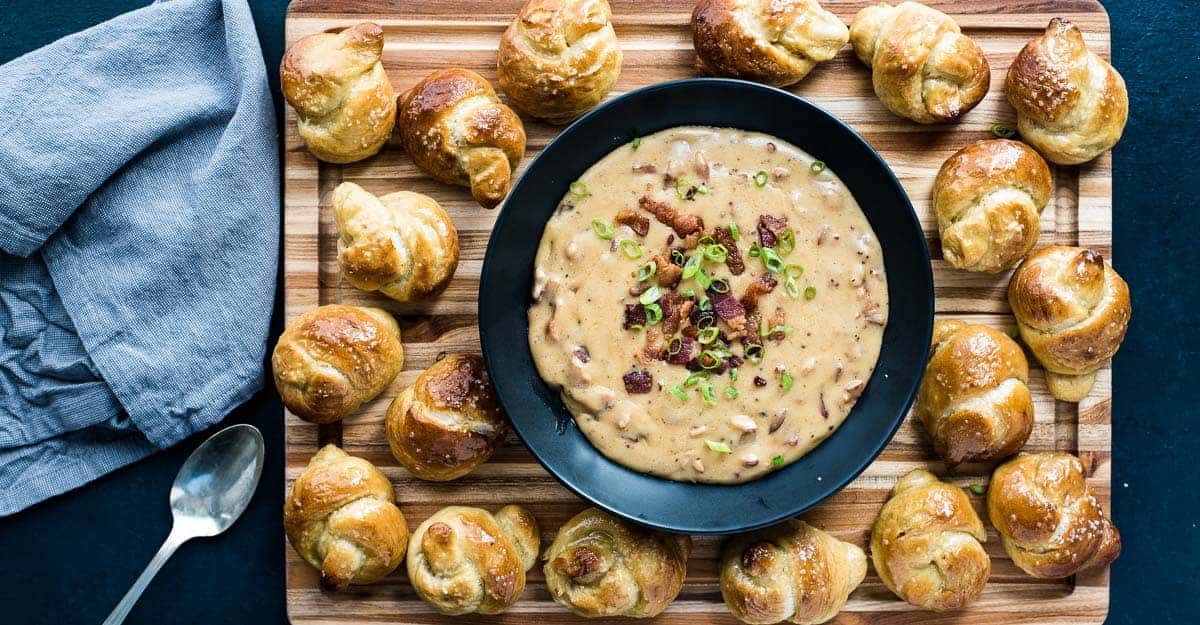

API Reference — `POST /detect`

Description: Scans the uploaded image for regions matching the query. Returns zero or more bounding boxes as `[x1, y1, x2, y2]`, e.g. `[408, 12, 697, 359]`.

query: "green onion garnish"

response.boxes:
[644, 303, 663, 324]
[695, 268, 713, 290]
[697, 234, 716, 247]
[628, 323, 644, 332]
[697, 182, 709, 195]
[671, 248, 686, 265]
[699, 351, 723, 370]
[729, 222, 740, 241]
[809, 161, 826, 174]
[570, 180, 590, 197]
[778, 229, 795, 255]
[991, 124, 1017, 139]
[969, 483, 986, 495]
[683, 371, 708, 388]
[785, 277, 801, 298]
[591, 218, 613, 240]
[667, 336, 683, 356]
[760, 323, 793, 338]
[620, 239, 643, 259]
[669, 385, 687, 401]
[781, 371, 794, 391]
[730, 367, 739, 382]
[784, 264, 804, 280]
[710, 278, 730, 294]
[771, 455, 785, 468]
[703, 243, 728, 263]
[682, 253, 703, 279]
[804, 285, 817, 300]
[705, 439, 732, 454]
[636, 261, 656, 282]
[724, 386, 739, 399]
[699, 382, 717, 406]
[639, 285, 662, 305]
[745, 343, 764, 362]
[760, 247, 785, 273]
[631, 137, 641, 150]
[753, 171, 769, 187]
[697, 326, 720, 345]
[697, 295, 712, 311]
[683, 288, 696, 299]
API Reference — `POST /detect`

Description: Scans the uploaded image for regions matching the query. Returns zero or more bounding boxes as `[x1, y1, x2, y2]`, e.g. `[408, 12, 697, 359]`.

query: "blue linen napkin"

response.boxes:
[0, 0, 278, 515]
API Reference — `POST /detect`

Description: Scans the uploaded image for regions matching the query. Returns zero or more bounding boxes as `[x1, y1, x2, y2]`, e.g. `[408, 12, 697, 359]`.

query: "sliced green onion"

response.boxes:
[760, 323, 793, 338]
[675, 177, 703, 200]
[710, 278, 730, 294]
[697, 295, 712, 311]
[683, 371, 708, 388]
[670, 249, 686, 265]
[771, 455, 786, 468]
[669, 385, 687, 401]
[729, 222, 740, 241]
[639, 285, 662, 305]
[644, 303, 663, 325]
[785, 276, 801, 298]
[628, 323, 644, 332]
[778, 229, 796, 255]
[784, 264, 804, 280]
[747, 244, 761, 258]
[781, 371, 794, 391]
[697, 326, 720, 345]
[809, 160, 826, 175]
[695, 269, 713, 290]
[760, 247, 785, 273]
[668, 336, 684, 356]
[591, 218, 613, 240]
[730, 367, 739, 382]
[698, 351, 723, 370]
[991, 124, 1017, 139]
[969, 483, 986, 495]
[696, 182, 709, 195]
[705, 439, 732, 454]
[570, 180, 590, 197]
[753, 171, 769, 187]
[620, 239, 643, 260]
[703, 243, 729, 263]
[682, 288, 696, 299]
[804, 285, 817, 300]
[682, 253, 703, 279]
[699, 382, 717, 406]
[724, 386, 739, 399]
[636, 261, 656, 282]
[745, 343, 764, 363]
[631, 137, 642, 150]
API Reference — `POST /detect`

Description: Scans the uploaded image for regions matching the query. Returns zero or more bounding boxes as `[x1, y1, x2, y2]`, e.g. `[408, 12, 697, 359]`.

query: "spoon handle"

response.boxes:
[101, 526, 187, 625]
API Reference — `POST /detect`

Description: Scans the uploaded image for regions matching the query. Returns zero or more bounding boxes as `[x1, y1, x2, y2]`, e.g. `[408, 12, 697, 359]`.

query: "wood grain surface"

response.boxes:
[282, 1, 1115, 623]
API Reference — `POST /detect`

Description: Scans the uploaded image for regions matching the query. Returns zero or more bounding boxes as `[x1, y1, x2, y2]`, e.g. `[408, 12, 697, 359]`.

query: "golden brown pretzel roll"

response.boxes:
[849, 2, 989, 124]
[544, 507, 691, 618]
[280, 23, 396, 163]
[407, 505, 541, 615]
[386, 354, 507, 481]
[915, 319, 1034, 466]
[720, 519, 866, 625]
[332, 182, 459, 302]
[933, 139, 1052, 272]
[272, 305, 404, 423]
[284, 445, 409, 590]
[498, 0, 622, 123]
[396, 69, 526, 209]
[870, 469, 989, 611]
[988, 452, 1121, 578]
[692, 0, 849, 87]
[1007, 18, 1128, 165]
[1008, 246, 1131, 401]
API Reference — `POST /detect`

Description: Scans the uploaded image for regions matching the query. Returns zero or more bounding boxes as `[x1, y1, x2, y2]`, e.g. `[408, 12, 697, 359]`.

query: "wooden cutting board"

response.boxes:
[282, 1, 1115, 623]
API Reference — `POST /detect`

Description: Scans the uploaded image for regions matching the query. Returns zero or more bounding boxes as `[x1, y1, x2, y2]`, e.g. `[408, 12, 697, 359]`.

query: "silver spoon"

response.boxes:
[101, 423, 265, 625]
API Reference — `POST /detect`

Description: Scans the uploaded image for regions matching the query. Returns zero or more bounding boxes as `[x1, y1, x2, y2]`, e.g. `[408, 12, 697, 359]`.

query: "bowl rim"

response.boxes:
[480, 77, 933, 535]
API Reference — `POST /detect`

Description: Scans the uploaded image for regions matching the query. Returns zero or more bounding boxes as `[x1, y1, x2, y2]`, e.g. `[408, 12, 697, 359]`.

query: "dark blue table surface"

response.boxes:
[1, 1, 1196, 624]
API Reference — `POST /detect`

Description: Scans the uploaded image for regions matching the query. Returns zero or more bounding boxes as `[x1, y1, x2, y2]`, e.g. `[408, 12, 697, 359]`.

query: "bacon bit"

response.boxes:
[727, 355, 744, 369]
[573, 347, 591, 363]
[666, 336, 699, 365]
[740, 274, 778, 313]
[765, 307, 788, 342]
[639, 195, 704, 237]
[739, 310, 762, 347]
[757, 215, 789, 248]
[765, 142, 776, 153]
[640, 327, 667, 364]
[653, 254, 682, 288]
[632, 163, 658, 174]
[818, 389, 829, 418]
[660, 292, 690, 335]
[710, 291, 746, 322]
[754, 376, 768, 387]
[768, 413, 786, 433]
[681, 324, 699, 339]
[681, 233, 700, 249]
[712, 226, 745, 275]
[622, 304, 646, 330]
[628, 282, 647, 296]
[623, 370, 653, 394]
[689, 303, 714, 327]
[614, 209, 650, 237]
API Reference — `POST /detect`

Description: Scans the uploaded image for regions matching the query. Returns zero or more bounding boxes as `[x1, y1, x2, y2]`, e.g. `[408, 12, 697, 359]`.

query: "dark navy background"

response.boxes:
[0, 1, 1196, 623]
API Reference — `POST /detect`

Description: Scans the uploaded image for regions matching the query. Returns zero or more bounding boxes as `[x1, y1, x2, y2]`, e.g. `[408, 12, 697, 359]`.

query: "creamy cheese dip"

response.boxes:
[528, 127, 887, 483]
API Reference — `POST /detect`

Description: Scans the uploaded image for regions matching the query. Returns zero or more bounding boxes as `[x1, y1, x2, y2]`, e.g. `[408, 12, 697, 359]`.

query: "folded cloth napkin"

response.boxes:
[0, 0, 278, 515]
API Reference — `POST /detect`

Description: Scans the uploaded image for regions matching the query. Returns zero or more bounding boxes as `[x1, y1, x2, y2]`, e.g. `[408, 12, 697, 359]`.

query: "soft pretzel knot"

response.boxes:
[1007, 245, 1131, 402]
[870, 469, 990, 612]
[1007, 18, 1128, 165]
[280, 23, 396, 163]
[396, 69, 526, 209]
[719, 519, 866, 625]
[543, 508, 692, 618]
[407, 505, 541, 615]
[915, 319, 1034, 466]
[498, 0, 622, 123]
[271, 304, 405, 423]
[284, 445, 409, 591]
[691, 0, 849, 87]
[988, 452, 1121, 578]
[386, 354, 508, 481]
[332, 182, 459, 303]
[933, 139, 1052, 272]
[849, 1, 990, 123]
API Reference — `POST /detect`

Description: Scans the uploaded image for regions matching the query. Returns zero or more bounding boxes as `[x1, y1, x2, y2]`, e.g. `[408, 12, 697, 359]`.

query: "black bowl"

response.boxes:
[480, 79, 932, 535]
